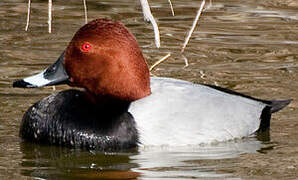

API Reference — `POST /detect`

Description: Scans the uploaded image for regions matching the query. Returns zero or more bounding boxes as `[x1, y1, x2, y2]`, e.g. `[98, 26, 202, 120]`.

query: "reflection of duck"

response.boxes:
[13, 19, 291, 150]
[19, 136, 269, 179]
[20, 142, 140, 179]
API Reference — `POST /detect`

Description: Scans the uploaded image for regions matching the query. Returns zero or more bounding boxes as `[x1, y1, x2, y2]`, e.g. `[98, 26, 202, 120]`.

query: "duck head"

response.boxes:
[13, 19, 151, 102]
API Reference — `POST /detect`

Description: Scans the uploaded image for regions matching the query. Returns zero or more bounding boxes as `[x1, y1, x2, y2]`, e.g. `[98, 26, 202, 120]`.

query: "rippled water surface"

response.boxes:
[0, 0, 297, 179]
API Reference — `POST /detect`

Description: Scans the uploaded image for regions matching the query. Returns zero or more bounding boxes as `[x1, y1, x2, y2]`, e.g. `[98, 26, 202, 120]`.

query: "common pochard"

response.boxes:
[13, 19, 291, 150]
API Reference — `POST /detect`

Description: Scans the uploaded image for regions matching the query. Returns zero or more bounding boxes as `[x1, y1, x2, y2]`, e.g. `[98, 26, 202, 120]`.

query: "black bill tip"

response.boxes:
[13, 79, 35, 88]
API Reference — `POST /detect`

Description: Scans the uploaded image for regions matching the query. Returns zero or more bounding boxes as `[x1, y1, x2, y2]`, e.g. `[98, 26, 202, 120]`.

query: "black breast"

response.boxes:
[20, 89, 138, 151]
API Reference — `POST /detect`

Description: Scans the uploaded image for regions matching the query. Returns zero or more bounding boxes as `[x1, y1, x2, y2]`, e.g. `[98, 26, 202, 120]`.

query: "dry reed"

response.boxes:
[83, 0, 88, 24]
[48, 0, 52, 33]
[25, 0, 31, 31]
[167, 0, 175, 16]
[149, 53, 171, 71]
[181, 0, 206, 53]
[139, 0, 160, 48]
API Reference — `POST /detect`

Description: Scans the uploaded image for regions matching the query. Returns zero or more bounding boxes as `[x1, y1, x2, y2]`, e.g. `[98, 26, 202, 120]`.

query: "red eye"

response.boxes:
[81, 43, 92, 52]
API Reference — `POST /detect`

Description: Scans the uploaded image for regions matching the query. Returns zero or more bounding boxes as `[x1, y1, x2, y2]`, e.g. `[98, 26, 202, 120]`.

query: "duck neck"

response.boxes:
[84, 90, 131, 113]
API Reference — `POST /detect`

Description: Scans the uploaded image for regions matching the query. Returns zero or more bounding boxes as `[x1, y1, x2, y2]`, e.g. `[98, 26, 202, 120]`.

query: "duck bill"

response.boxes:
[13, 51, 69, 88]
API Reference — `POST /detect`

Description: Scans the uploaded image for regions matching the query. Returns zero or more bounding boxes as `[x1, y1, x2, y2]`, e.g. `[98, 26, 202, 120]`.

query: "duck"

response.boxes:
[13, 19, 291, 151]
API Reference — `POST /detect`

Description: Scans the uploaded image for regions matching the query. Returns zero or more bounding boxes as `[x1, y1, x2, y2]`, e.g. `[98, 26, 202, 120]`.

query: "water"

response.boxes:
[0, 0, 297, 179]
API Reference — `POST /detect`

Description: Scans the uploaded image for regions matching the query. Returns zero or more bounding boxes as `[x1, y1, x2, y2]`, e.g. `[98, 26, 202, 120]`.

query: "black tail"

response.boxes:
[267, 99, 292, 113]
[258, 99, 292, 132]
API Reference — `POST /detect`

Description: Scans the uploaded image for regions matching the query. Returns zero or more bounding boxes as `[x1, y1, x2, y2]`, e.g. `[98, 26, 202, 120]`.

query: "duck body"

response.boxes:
[19, 77, 290, 149]
[13, 19, 291, 150]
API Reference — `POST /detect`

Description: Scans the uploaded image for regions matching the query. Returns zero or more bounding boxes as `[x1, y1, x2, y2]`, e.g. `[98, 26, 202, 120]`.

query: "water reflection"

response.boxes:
[20, 133, 271, 179]
[20, 142, 139, 179]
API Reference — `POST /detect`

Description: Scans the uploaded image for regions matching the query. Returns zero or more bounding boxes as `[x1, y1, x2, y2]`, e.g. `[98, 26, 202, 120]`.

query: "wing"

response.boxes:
[130, 77, 290, 146]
